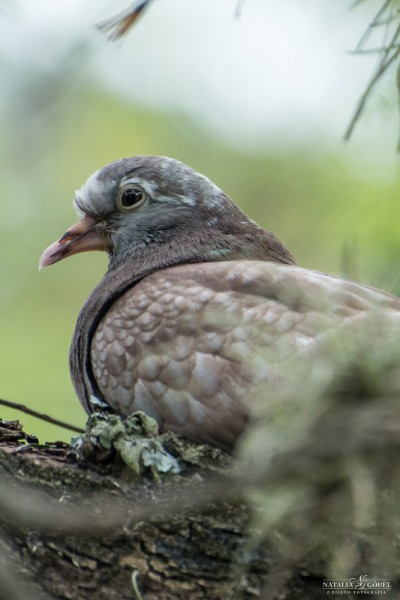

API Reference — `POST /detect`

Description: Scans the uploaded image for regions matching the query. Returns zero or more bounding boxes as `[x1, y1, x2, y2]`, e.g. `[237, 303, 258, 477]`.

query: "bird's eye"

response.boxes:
[117, 186, 146, 212]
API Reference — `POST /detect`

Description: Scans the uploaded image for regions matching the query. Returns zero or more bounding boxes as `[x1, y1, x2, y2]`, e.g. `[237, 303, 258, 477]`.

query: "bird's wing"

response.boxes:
[90, 260, 400, 450]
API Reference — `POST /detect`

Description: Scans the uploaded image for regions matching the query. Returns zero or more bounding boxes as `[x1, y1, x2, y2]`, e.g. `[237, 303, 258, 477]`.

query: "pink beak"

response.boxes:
[39, 215, 111, 269]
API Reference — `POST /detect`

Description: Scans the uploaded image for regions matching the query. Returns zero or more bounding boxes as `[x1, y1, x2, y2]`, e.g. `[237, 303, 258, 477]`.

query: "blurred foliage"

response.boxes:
[238, 318, 400, 581]
[1, 82, 400, 443]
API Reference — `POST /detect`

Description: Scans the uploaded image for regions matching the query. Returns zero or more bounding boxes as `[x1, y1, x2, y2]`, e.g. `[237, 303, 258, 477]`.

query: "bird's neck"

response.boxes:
[107, 221, 295, 272]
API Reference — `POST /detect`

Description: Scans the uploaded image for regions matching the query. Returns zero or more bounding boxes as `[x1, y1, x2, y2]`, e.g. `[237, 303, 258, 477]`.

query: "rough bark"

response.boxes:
[0, 418, 326, 600]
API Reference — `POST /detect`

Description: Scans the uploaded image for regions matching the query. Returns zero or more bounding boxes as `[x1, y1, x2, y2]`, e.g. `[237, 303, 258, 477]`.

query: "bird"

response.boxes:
[39, 155, 400, 452]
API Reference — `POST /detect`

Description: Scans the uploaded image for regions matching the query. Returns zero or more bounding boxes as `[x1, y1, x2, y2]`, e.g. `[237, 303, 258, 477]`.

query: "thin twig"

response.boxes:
[353, 0, 391, 53]
[344, 48, 400, 140]
[371, 13, 400, 28]
[349, 45, 400, 54]
[0, 398, 84, 434]
[96, 0, 152, 40]
[345, 1, 400, 142]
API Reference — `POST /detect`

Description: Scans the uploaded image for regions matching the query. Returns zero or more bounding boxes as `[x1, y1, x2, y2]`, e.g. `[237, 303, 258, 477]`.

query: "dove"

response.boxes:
[39, 156, 400, 451]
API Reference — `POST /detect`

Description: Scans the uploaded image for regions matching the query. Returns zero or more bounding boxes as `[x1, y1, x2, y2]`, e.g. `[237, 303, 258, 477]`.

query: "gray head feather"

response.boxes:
[73, 155, 295, 270]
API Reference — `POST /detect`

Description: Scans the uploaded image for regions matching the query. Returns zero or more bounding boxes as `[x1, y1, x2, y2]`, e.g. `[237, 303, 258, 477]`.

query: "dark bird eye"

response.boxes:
[117, 186, 145, 211]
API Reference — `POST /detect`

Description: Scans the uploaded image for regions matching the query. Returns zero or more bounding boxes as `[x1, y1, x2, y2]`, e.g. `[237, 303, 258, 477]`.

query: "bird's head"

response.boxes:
[39, 155, 294, 271]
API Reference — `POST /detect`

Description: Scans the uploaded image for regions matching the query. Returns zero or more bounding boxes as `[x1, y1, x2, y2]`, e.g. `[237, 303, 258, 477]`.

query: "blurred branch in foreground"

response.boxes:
[97, 0, 400, 149]
[345, 0, 400, 146]
[96, 0, 153, 40]
[3, 320, 400, 598]
[96, 0, 246, 40]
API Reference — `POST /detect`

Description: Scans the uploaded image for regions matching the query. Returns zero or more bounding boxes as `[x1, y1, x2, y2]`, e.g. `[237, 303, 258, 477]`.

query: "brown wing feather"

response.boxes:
[90, 261, 400, 450]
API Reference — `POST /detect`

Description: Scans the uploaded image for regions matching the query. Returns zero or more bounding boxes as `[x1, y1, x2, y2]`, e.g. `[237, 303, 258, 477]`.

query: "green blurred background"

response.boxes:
[1, 0, 400, 442]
